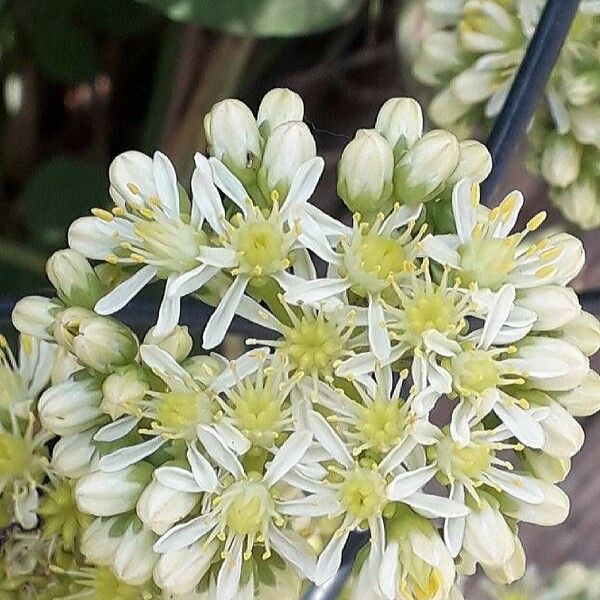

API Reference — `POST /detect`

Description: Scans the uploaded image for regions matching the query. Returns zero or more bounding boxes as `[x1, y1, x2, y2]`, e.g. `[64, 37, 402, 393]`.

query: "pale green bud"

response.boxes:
[375, 97, 423, 155]
[38, 371, 104, 436]
[429, 87, 471, 129]
[11, 295, 62, 341]
[448, 139, 492, 185]
[136, 479, 197, 535]
[258, 121, 316, 200]
[553, 178, 600, 230]
[460, 1, 523, 53]
[75, 462, 153, 517]
[516, 285, 580, 331]
[112, 524, 158, 585]
[555, 310, 600, 356]
[541, 135, 581, 188]
[413, 30, 466, 86]
[257, 87, 304, 136]
[570, 105, 600, 149]
[52, 306, 96, 351]
[101, 365, 149, 420]
[522, 449, 570, 483]
[143, 325, 193, 363]
[394, 129, 460, 204]
[337, 129, 394, 215]
[81, 517, 123, 566]
[71, 315, 139, 374]
[481, 537, 525, 585]
[564, 72, 600, 107]
[554, 370, 600, 416]
[51, 429, 96, 478]
[46, 249, 106, 309]
[183, 354, 226, 386]
[204, 98, 261, 181]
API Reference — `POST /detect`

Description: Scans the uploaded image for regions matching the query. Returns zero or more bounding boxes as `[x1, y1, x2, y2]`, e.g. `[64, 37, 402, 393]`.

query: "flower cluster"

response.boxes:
[4, 88, 600, 599]
[403, 0, 600, 229]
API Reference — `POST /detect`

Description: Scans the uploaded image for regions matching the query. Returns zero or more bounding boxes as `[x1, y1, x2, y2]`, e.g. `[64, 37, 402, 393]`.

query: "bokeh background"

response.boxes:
[1, 0, 599, 586]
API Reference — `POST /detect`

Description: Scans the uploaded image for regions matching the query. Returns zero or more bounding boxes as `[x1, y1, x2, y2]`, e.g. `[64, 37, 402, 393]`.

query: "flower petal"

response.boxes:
[386, 465, 437, 500]
[95, 265, 157, 315]
[263, 430, 312, 487]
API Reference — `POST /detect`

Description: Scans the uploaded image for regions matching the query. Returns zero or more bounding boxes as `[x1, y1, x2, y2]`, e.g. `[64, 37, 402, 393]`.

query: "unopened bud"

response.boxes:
[337, 129, 394, 216]
[554, 370, 600, 417]
[204, 99, 261, 182]
[257, 88, 304, 136]
[258, 121, 316, 201]
[394, 129, 460, 204]
[541, 135, 581, 189]
[101, 365, 149, 420]
[12, 295, 62, 341]
[375, 97, 423, 155]
[556, 310, 600, 357]
[448, 140, 492, 185]
[52, 429, 97, 478]
[522, 449, 570, 483]
[112, 524, 158, 585]
[81, 517, 123, 566]
[46, 249, 106, 309]
[143, 325, 193, 363]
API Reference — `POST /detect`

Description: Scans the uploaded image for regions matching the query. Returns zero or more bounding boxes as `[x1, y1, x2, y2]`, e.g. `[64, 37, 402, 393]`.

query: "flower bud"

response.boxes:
[51, 346, 81, 385]
[75, 463, 153, 517]
[414, 30, 466, 86]
[375, 97, 423, 154]
[460, 1, 522, 53]
[564, 72, 599, 106]
[257, 88, 304, 136]
[153, 541, 219, 594]
[482, 536, 525, 585]
[503, 481, 569, 526]
[522, 449, 570, 483]
[570, 105, 600, 149]
[556, 310, 600, 356]
[143, 325, 193, 363]
[541, 135, 581, 188]
[448, 140, 492, 185]
[553, 178, 600, 231]
[394, 129, 460, 205]
[81, 517, 123, 565]
[337, 129, 394, 216]
[516, 285, 580, 331]
[100, 365, 149, 420]
[51, 306, 96, 351]
[12, 295, 62, 341]
[52, 429, 97, 478]
[182, 354, 226, 386]
[71, 315, 139, 374]
[554, 370, 600, 417]
[429, 87, 471, 130]
[204, 98, 262, 182]
[258, 121, 316, 201]
[39, 371, 104, 436]
[46, 249, 106, 309]
[136, 479, 198, 535]
[112, 524, 158, 585]
[545, 232, 585, 286]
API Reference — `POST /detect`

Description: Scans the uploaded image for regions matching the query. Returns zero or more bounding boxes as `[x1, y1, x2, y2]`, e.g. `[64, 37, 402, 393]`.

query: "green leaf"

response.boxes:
[21, 156, 107, 249]
[30, 6, 99, 83]
[136, 0, 364, 36]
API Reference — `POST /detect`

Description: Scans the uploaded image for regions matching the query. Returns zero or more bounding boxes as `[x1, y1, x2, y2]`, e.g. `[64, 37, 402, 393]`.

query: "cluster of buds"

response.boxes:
[402, 0, 600, 229]
[3, 89, 600, 599]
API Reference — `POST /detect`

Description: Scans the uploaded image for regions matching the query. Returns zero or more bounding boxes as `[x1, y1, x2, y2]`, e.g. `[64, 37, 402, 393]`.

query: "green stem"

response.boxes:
[0, 237, 46, 273]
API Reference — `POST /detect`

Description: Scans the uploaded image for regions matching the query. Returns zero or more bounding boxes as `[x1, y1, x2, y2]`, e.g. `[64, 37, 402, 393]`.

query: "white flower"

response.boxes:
[257, 88, 304, 135]
[153, 431, 317, 600]
[69, 150, 215, 337]
[375, 97, 423, 152]
[284, 203, 425, 361]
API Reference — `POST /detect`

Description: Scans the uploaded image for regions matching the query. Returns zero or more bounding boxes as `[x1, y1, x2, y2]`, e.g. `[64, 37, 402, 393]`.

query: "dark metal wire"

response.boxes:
[481, 0, 581, 201]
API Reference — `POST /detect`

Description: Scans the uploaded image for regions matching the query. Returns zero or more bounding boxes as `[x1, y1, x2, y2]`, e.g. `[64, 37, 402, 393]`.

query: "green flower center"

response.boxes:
[355, 399, 408, 454]
[403, 290, 459, 341]
[233, 386, 283, 447]
[221, 480, 275, 536]
[339, 468, 387, 522]
[0, 432, 32, 477]
[458, 237, 515, 291]
[233, 221, 289, 275]
[358, 234, 406, 279]
[156, 391, 212, 439]
[449, 349, 500, 395]
[429, 435, 492, 483]
[281, 316, 343, 376]
[86, 566, 144, 600]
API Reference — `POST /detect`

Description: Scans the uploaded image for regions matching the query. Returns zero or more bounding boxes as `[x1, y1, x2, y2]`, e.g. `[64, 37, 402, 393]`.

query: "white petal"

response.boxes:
[281, 157, 324, 220]
[314, 529, 350, 586]
[95, 265, 158, 315]
[154, 514, 217, 553]
[203, 275, 250, 349]
[494, 396, 545, 449]
[99, 436, 165, 472]
[405, 492, 469, 519]
[192, 152, 225, 233]
[169, 264, 219, 298]
[386, 465, 437, 500]
[209, 348, 268, 394]
[197, 246, 237, 268]
[187, 443, 218, 492]
[94, 416, 140, 442]
[444, 483, 466, 557]
[485, 467, 545, 504]
[479, 284, 516, 350]
[284, 278, 350, 305]
[209, 158, 249, 216]
[153, 151, 179, 219]
[197, 425, 244, 479]
[368, 296, 391, 361]
[264, 430, 312, 487]
[380, 203, 422, 234]
[269, 527, 317, 580]
[452, 178, 477, 244]
[422, 329, 461, 357]
[421, 234, 461, 267]
[216, 536, 243, 600]
[307, 411, 353, 468]
[155, 466, 203, 493]
[277, 494, 340, 517]
[212, 421, 251, 455]
[450, 400, 476, 446]
[379, 437, 418, 476]
[140, 344, 191, 392]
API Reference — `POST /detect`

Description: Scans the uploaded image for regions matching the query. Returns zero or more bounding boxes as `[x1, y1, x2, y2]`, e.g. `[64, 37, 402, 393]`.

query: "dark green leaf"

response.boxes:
[136, 0, 364, 36]
[21, 156, 107, 249]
